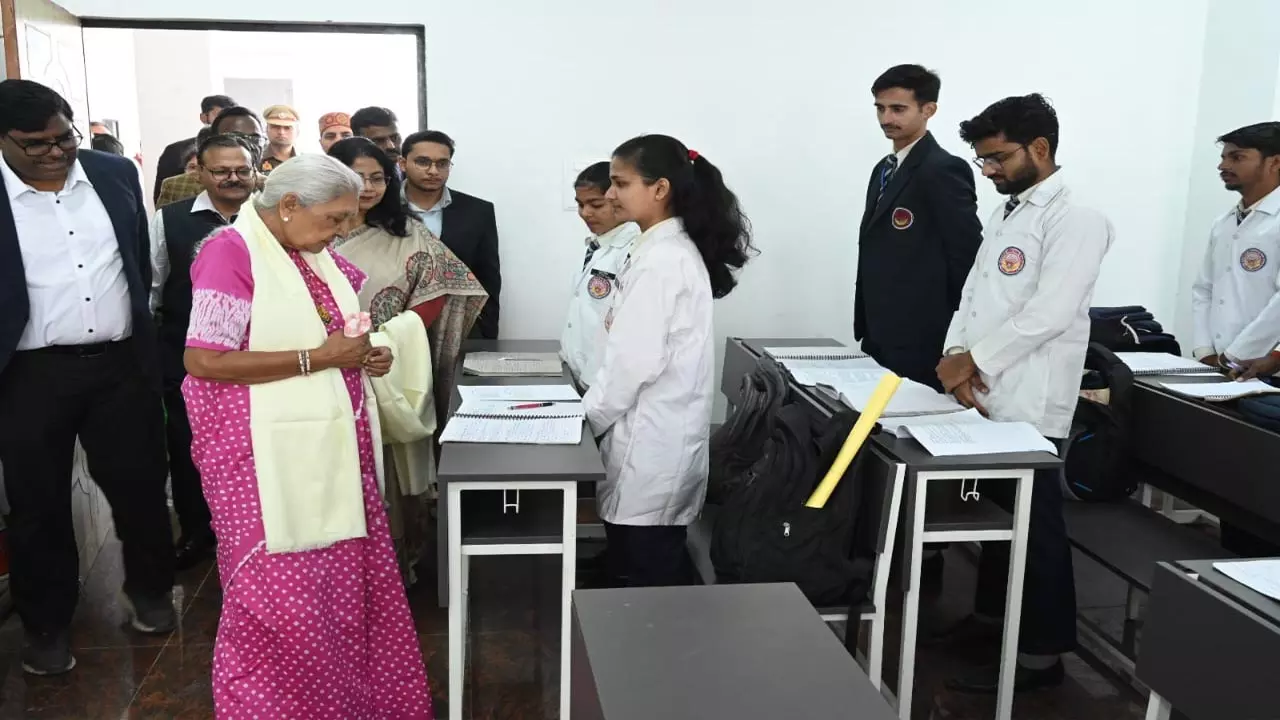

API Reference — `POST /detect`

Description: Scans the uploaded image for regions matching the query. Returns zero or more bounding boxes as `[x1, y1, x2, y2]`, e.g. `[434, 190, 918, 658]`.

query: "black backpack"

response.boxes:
[711, 401, 872, 608]
[1089, 305, 1181, 355]
[1060, 342, 1138, 502]
[707, 359, 788, 505]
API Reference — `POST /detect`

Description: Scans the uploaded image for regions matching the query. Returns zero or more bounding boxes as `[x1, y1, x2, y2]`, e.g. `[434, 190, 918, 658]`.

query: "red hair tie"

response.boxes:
[688, 149, 700, 161]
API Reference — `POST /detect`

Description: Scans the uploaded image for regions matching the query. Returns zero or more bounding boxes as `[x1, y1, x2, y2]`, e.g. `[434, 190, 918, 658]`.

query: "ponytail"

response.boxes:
[613, 134, 756, 298]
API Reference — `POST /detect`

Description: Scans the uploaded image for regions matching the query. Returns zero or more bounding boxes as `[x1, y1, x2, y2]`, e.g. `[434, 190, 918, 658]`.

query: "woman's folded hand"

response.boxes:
[315, 330, 372, 370]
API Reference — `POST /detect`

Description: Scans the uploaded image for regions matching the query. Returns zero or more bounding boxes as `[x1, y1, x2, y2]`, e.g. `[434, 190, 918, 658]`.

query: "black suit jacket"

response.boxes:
[441, 189, 501, 339]
[854, 132, 982, 372]
[0, 150, 159, 383]
[153, 136, 195, 203]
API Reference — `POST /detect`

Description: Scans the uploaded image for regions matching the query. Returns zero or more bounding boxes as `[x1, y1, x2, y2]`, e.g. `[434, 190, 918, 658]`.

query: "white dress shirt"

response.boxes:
[2, 158, 131, 349]
[583, 218, 714, 526]
[893, 134, 924, 166]
[944, 172, 1114, 438]
[561, 222, 641, 386]
[1190, 186, 1280, 361]
[405, 186, 452, 238]
[149, 191, 238, 313]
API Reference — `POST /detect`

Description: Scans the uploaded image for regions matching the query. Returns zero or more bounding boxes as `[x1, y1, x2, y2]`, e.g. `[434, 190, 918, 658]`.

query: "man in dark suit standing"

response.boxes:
[855, 65, 982, 390]
[152, 94, 235, 202]
[401, 130, 502, 339]
[0, 80, 176, 676]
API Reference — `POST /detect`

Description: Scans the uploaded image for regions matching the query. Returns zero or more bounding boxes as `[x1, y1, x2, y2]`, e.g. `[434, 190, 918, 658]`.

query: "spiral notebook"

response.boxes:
[1159, 379, 1280, 401]
[764, 346, 869, 361]
[462, 352, 564, 377]
[1115, 352, 1218, 376]
[440, 401, 585, 445]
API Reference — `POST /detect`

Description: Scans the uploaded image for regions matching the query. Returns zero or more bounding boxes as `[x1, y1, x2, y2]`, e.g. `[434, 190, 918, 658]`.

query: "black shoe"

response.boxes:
[120, 590, 177, 635]
[174, 533, 215, 572]
[21, 629, 76, 676]
[945, 659, 1065, 695]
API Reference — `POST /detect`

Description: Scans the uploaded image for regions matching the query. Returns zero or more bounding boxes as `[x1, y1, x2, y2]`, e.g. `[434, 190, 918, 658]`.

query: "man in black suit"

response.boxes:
[855, 65, 982, 390]
[401, 130, 501, 339]
[152, 94, 235, 202]
[0, 80, 176, 676]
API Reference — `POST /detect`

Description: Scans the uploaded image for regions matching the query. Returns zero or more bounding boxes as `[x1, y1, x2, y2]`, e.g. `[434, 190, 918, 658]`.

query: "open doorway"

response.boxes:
[81, 20, 425, 207]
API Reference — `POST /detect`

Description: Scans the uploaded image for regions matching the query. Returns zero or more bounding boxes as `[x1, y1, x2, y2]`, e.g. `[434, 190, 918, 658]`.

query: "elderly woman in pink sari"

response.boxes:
[181, 155, 432, 718]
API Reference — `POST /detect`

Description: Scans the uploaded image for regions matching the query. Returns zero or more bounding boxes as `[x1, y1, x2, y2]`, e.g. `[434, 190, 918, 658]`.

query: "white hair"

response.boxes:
[254, 154, 363, 210]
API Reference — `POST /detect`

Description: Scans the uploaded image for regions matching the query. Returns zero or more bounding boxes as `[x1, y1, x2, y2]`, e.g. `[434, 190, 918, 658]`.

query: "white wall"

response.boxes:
[84, 27, 141, 154]
[63, 0, 1268, 364]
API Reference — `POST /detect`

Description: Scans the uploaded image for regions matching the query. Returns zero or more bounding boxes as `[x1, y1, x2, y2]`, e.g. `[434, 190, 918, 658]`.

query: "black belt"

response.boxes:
[24, 339, 129, 358]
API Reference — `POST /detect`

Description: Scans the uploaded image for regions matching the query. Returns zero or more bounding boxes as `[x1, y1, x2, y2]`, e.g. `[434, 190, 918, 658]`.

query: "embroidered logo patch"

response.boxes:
[891, 207, 914, 230]
[587, 274, 613, 299]
[1241, 248, 1267, 272]
[998, 246, 1026, 275]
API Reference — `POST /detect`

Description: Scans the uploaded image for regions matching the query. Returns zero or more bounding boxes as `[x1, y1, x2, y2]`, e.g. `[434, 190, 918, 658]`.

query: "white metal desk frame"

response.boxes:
[896, 466, 1034, 720]
[447, 479, 578, 720]
[1144, 692, 1172, 720]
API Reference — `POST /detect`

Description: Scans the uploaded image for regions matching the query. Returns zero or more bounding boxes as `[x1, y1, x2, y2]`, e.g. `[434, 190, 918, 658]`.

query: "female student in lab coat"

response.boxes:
[583, 134, 755, 587]
[561, 162, 641, 389]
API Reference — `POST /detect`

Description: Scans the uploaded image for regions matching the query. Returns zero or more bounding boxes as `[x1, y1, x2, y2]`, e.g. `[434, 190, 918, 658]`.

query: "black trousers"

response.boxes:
[163, 381, 211, 541]
[972, 464, 1077, 656]
[862, 340, 944, 392]
[602, 521, 692, 588]
[0, 341, 175, 634]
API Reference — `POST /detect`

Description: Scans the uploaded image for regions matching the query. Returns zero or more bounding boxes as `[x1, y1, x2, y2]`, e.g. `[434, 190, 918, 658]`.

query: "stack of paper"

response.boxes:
[1159, 379, 1280, 401]
[1115, 352, 1218, 376]
[1213, 559, 1280, 601]
[881, 407, 988, 438]
[458, 384, 580, 402]
[764, 346, 869, 361]
[440, 400, 585, 445]
[830, 377, 966, 418]
[782, 358, 888, 388]
[896, 415, 1058, 457]
[462, 352, 563, 377]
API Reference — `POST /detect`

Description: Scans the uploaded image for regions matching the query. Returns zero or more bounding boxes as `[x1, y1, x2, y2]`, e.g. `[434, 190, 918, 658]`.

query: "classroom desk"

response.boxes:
[723, 338, 1061, 720]
[437, 339, 606, 720]
[571, 583, 898, 720]
[1130, 375, 1280, 545]
[1136, 559, 1280, 719]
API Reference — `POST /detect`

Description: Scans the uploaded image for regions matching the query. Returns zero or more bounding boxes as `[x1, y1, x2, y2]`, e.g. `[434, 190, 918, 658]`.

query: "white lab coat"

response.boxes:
[583, 218, 713, 526]
[560, 222, 641, 386]
[1190, 186, 1280, 361]
[944, 172, 1114, 439]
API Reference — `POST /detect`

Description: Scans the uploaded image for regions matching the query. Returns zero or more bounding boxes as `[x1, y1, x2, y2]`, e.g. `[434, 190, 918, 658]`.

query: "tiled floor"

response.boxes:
[0, 532, 1152, 719]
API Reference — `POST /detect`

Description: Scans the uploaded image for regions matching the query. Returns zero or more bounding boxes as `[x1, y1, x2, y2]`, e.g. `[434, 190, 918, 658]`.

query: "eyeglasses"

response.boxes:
[411, 158, 453, 171]
[359, 174, 388, 187]
[972, 146, 1026, 170]
[203, 167, 255, 181]
[5, 128, 83, 157]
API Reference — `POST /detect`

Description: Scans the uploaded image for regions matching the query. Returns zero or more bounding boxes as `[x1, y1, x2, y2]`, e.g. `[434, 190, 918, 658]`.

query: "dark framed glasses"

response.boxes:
[6, 128, 83, 157]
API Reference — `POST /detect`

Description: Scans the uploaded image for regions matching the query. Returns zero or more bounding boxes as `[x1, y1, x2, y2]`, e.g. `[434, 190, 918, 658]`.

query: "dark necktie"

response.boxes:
[583, 239, 600, 270]
[1003, 197, 1021, 220]
[1237, 206, 1252, 225]
[877, 154, 898, 205]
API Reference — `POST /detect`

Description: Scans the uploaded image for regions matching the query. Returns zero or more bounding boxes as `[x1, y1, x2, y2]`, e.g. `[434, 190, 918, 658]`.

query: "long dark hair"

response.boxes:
[327, 137, 410, 237]
[612, 134, 755, 298]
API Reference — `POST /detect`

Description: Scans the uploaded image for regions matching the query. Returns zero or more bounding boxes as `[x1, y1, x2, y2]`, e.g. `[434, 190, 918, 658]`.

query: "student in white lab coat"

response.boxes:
[561, 162, 640, 389]
[1192, 122, 1280, 372]
[935, 94, 1113, 694]
[583, 134, 755, 587]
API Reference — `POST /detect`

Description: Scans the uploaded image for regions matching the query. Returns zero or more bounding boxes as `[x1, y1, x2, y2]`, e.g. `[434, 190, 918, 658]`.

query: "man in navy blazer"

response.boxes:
[0, 80, 175, 676]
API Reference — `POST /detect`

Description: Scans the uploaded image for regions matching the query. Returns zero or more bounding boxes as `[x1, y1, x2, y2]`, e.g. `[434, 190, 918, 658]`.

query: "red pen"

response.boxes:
[507, 402, 554, 411]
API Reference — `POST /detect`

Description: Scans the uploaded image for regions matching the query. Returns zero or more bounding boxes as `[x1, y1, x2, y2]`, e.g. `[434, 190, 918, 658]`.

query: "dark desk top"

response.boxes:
[731, 338, 1062, 473]
[436, 339, 606, 484]
[572, 583, 896, 720]
[1178, 558, 1280, 628]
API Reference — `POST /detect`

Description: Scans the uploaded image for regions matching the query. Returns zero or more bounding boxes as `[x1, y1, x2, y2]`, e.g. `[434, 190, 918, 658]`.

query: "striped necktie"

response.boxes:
[877, 154, 898, 204]
[1003, 197, 1021, 219]
[1237, 206, 1252, 225]
[582, 239, 600, 270]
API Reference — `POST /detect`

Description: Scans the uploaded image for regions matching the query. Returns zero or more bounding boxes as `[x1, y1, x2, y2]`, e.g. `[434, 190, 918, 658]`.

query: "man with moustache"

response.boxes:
[401, 130, 502, 338]
[856, 65, 982, 391]
[935, 93, 1112, 693]
[149, 134, 256, 570]
[0, 80, 176, 675]
[352, 106, 403, 163]
[260, 105, 299, 173]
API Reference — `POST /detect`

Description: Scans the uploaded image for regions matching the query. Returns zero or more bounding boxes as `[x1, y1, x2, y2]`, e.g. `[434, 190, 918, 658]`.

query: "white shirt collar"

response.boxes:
[1241, 185, 1280, 216]
[405, 185, 452, 214]
[1, 157, 92, 201]
[191, 190, 238, 222]
[1018, 169, 1067, 208]
[590, 222, 640, 249]
[893, 134, 925, 165]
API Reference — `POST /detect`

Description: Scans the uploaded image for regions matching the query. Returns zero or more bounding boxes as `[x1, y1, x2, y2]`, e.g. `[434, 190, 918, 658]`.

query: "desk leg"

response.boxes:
[448, 485, 465, 720]
[896, 474, 926, 720]
[1143, 691, 1172, 720]
[559, 481, 578, 720]
[438, 478, 450, 608]
[995, 470, 1033, 720]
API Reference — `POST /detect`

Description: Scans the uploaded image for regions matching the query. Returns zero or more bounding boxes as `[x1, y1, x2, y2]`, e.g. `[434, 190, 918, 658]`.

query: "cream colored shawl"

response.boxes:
[238, 208, 384, 553]
[369, 311, 436, 495]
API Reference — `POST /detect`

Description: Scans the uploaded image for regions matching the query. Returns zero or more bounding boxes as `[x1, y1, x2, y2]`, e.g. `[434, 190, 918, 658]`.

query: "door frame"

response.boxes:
[77, 18, 428, 126]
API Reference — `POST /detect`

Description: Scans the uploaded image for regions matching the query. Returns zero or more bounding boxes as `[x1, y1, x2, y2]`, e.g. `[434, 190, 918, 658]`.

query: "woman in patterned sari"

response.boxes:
[328, 137, 487, 584]
[182, 155, 432, 718]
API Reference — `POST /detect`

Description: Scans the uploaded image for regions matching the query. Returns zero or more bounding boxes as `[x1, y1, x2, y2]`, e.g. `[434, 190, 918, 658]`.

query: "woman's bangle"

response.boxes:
[298, 349, 312, 376]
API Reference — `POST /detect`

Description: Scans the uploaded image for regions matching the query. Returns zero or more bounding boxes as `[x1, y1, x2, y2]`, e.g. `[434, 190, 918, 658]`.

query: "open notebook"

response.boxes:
[764, 346, 869, 361]
[822, 376, 966, 418]
[1115, 352, 1219, 376]
[1160, 379, 1280, 401]
[462, 352, 563, 377]
[895, 411, 1058, 456]
[439, 401, 585, 445]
